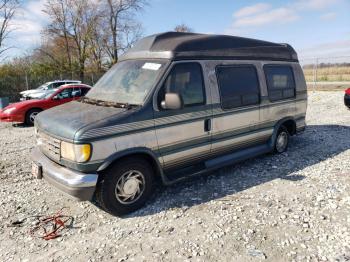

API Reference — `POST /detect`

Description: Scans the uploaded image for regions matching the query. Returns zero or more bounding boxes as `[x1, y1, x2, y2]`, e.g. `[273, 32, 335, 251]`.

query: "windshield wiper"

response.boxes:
[78, 97, 140, 109]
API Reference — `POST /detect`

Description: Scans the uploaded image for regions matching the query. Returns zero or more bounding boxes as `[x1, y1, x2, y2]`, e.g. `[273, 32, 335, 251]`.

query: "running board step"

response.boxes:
[205, 144, 271, 169]
[164, 143, 272, 184]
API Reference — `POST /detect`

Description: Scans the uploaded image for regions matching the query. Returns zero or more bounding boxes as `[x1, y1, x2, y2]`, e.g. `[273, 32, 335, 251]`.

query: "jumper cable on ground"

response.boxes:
[29, 207, 73, 240]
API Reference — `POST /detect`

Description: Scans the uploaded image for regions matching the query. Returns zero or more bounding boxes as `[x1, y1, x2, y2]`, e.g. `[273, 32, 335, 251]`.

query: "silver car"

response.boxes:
[32, 32, 307, 216]
[20, 80, 81, 100]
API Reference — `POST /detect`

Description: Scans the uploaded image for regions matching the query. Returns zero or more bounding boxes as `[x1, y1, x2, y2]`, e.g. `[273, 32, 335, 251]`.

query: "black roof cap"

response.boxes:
[120, 32, 298, 62]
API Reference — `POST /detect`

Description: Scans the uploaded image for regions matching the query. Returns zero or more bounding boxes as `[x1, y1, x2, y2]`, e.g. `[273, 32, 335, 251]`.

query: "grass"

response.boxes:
[303, 66, 350, 82]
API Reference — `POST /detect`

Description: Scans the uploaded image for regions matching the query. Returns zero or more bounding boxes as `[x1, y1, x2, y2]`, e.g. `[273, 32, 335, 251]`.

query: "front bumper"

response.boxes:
[31, 147, 98, 201]
[0, 113, 24, 123]
[345, 94, 350, 108]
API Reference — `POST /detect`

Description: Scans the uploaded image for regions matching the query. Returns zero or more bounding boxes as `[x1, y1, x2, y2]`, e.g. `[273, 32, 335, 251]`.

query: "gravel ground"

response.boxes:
[0, 91, 349, 262]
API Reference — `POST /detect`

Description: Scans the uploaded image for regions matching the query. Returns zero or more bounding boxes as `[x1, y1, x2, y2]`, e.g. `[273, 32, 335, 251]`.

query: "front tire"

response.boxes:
[95, 157, 154, 216]
[274, 126, 289, 153]
[25, 109, 41, 126]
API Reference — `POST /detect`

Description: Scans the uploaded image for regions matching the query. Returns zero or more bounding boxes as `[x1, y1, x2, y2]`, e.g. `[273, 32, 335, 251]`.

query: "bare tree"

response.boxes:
[42, 0, 146, 80]
[174, 23, 193, 33]
[37, 34, 76, 75]
[44, 0, 100, 81]
[44, 0, 74, 77]
[103, 0, 146, 64]
[0, 0, 19, 57]
[89, 17, 107, 73]
[68, 0, 100, 80]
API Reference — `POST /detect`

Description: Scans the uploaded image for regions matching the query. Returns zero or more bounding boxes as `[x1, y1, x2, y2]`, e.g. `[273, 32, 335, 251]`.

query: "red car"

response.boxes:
[345, 88, 350, 109]
[0, 84, 91, 125]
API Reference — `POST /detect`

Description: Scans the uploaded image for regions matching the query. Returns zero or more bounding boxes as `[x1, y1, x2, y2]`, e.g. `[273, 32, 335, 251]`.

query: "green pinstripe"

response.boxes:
[80, 99, 306, 140]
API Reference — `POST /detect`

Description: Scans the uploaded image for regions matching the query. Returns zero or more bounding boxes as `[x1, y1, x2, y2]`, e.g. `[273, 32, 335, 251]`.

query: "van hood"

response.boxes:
[35, 101, 128, 141]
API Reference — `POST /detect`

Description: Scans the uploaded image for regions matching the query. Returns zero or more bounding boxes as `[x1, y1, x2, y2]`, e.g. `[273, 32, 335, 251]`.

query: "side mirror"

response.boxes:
[52, 96, 59, 100]
[161, 93, 183, 110]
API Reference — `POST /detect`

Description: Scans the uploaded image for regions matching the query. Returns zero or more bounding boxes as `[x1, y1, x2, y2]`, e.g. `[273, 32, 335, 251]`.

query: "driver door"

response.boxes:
[154, 62, 212, 171]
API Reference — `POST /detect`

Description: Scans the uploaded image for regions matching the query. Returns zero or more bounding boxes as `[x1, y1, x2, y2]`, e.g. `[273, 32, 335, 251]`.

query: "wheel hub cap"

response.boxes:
[276, 132, 288, 152]
[123, 178, 140, 195]
[115, 170, 145, 204]
[30, 112, 38, 122]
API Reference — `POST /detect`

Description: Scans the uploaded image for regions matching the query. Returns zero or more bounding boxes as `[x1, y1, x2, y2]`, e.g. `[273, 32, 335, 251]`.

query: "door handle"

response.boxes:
[204, 119, 211, 132]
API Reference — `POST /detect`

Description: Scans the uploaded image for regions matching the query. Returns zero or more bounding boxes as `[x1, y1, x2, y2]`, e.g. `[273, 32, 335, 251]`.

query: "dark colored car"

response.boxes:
[345, 88, 350, 109]
[0, 84, 91, 125]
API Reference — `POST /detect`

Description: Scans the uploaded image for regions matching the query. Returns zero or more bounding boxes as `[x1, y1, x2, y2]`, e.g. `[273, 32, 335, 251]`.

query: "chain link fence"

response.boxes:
[2, 56, 350, 102]
[299, 56, 350, 90]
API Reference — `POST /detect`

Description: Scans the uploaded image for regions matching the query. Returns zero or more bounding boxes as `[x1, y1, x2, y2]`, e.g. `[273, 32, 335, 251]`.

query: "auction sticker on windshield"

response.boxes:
[142, 63, 162, 71]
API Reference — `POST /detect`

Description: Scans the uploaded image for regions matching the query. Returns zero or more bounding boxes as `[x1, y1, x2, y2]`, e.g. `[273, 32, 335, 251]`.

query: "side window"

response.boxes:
[50, 82, 64, 89]
[264, 65, 296, 102]
[57, 88, 73, 99]
[72, 88, 82, 97]
[216, 65, 260, 110]
[81, 88, 90, 96]
[158, 63, 205, 108]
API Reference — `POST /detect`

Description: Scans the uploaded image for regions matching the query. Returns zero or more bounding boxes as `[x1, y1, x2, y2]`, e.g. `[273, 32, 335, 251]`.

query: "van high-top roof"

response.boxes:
[120, 32, 298, 62]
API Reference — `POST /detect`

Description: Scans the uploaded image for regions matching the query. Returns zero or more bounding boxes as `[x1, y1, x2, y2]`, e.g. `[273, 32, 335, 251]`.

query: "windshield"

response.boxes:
[36, 83, 49, 90]
[39, 90, 56, 99]
[86, 60, 167, 105]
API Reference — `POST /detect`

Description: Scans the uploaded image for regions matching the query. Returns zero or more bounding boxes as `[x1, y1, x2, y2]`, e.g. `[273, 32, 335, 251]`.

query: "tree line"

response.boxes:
[41, 0, 146, 81]
[302, 62, 350, 69]
[0, 0, 192, 101]
[1, 0, 146, 80]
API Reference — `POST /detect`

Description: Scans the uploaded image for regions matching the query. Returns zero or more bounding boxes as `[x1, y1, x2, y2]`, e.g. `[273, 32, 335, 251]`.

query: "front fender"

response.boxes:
[96, 147, 169, 184]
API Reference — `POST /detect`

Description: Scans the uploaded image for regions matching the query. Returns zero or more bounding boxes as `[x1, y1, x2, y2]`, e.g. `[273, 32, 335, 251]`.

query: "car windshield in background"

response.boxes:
[37, 84, 49, 90]
[86, 60, 167, 105]
[39, 90, 56, 99]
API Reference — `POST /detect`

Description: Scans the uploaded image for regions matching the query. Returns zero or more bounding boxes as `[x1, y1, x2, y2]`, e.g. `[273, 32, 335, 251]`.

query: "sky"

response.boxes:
[3, 0, 350, 62]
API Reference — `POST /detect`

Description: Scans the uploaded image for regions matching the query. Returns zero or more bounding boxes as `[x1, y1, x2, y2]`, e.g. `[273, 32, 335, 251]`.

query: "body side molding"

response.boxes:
[96, 147, 171, 184]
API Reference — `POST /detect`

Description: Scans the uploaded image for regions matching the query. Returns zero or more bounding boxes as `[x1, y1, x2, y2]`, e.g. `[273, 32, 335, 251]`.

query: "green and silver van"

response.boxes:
[32, 32, 307, 216]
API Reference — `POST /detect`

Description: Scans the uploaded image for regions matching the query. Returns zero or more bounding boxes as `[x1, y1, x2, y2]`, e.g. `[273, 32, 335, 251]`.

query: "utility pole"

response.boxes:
[25, 71, 29, 90]
[313, 57, 319, 92]
[315, 57, 319, 85]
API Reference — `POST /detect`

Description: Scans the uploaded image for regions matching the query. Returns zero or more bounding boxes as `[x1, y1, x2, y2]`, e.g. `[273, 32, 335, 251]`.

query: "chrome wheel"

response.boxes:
[276, 131, 288, 153]
[115, 170, 145, 204]
[29, 112, 39, 123]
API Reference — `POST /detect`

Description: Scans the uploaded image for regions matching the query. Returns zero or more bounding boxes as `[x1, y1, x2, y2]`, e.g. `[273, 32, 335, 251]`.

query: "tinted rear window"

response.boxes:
[264, 65, 296, 101]
[216, 65, 260, 109]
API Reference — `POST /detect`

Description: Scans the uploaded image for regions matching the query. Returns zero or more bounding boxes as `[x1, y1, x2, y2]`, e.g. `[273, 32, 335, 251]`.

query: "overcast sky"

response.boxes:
[4, 0, 350, 62]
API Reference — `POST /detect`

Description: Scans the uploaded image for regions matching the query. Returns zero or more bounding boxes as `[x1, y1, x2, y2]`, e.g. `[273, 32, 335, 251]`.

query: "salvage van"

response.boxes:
[32, 32, 307, 216]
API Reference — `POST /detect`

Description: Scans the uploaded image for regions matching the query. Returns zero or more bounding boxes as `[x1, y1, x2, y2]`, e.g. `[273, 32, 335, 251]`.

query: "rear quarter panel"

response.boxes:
[259, 62, 307, 132]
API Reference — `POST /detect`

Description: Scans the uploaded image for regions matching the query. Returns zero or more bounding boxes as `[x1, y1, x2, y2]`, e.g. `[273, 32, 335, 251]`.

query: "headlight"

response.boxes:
[61, 142, 91, 163]
[3, 107, 16, 114]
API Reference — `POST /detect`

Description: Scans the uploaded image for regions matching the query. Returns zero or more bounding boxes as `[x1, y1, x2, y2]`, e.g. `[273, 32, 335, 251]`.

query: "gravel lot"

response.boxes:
[0, 91, 349, 262]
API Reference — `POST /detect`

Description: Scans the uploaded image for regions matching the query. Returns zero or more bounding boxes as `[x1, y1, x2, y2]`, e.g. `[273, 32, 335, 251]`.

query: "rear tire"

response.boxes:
[25, 109, 42, 126]
[274, 126, 289, 153]
[95, 157, 154, 216]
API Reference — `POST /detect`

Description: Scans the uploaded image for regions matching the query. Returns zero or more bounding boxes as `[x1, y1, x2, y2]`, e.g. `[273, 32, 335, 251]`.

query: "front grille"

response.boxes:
[37, 132, 61, 162]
